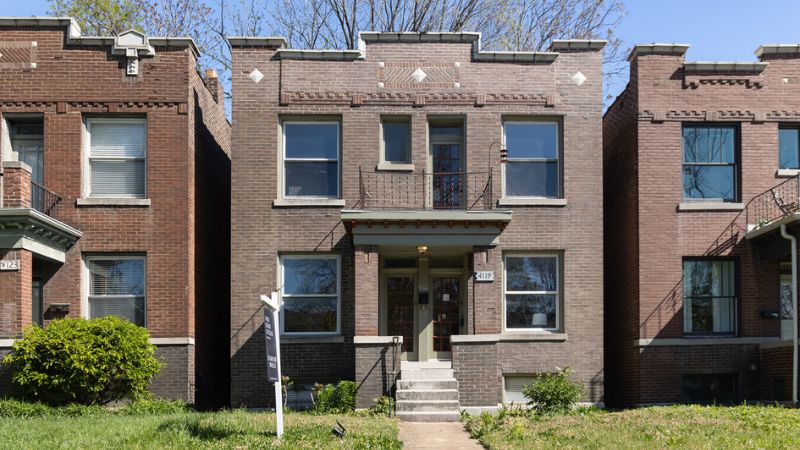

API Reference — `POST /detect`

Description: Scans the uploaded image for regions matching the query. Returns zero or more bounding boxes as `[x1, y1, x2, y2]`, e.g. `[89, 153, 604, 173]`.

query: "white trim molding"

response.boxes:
[634, 336, 781, 347]
[677, 202, 745, 211]
[77, 198, 151, 207]
[0, 339, 15, 348]
[283, 336, 346, 344]
[452, 333, 568, 343]
[353, 335, 404, 344]
[150, 337, 195, 345]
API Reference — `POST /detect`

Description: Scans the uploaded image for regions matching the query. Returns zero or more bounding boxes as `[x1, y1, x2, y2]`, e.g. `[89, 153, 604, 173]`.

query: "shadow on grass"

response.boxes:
[156, 417, 277, 441]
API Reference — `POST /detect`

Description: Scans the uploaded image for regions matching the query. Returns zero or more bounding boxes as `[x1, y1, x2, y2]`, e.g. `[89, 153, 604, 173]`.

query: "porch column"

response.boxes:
[354, 245, 379, 335]
[471, 246, 501, 334]
[0, 249, 33, 338]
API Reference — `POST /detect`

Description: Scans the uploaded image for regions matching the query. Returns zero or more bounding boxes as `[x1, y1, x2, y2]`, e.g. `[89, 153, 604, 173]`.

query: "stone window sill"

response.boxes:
[376, 162, 414, 172]
[776, 169, 800, 178]
[281, 335, 345, 344]
[497, 198, 567, 207]
[451, 332, 567, 343]
[677, 202, 744, 212]
[76, 197, 151, 207]
[273, 198, 346, 207]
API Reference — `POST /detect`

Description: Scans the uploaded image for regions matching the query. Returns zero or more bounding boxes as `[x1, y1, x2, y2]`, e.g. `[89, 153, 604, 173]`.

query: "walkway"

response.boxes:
[398, 422, 484, 449]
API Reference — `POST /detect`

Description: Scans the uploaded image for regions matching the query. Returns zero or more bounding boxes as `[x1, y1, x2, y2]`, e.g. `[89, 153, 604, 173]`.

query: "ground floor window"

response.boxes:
[503, 375, 536, 403]
[683, 259, 737, 335]
[504, 254, 560, 331]
[280, 254, 340, 335]
[682, 374, 737, 404]
[85, 255, 146, 326]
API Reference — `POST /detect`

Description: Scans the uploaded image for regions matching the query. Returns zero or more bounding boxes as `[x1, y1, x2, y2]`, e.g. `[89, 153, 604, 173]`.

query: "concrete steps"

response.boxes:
[396, 361, 461, 422]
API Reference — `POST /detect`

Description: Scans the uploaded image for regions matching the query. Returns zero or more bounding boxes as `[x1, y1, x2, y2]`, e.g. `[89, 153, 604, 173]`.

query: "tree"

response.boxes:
[48, 0, 146, 35]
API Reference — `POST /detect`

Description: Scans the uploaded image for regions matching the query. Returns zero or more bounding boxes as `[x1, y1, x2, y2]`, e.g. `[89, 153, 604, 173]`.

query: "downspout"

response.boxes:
[780, 224, 798, 404]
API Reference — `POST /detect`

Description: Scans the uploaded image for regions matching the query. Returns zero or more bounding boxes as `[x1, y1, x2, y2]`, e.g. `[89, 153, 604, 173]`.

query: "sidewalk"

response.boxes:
[398, 422, 484, 449]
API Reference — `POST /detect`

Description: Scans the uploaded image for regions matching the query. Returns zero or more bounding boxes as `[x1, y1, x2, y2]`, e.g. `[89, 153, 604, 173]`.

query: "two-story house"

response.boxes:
[230, 32, 606, 419]
[0, 17, 231, 409]
[604, 43, 800, 406]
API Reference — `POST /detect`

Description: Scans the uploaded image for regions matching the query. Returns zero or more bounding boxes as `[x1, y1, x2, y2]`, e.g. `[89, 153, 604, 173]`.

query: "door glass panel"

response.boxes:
[432, 276, 460, 352]
[432, 143, 462, 208]
[387, 277, 415, 353]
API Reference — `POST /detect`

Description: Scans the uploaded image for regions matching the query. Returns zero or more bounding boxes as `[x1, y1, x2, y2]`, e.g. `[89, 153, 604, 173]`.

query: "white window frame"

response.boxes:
[379, 116, 412, 166]
[503, 252, 561, 332]
[279, 254, 341, 336]
[83, 117, 148, 198]
[82, 254, 147, 327]
[501, 119, 561, 199]
[281, 120, 341, 199]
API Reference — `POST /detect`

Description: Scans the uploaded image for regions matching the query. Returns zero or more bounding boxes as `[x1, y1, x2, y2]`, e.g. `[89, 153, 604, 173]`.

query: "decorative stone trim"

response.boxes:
[150, 337, 195, 346]
[451, 333, 568, 343]
[279, 91, 552, 107]
[76, 198, 151, 207]
[353, 336, 403, 344]
[640, 110, 800, 122]
[634, 336, 780, 347]
[283, 336, 346, 344]
[273, 198, 346, 207]
[677, 202, 745, 212]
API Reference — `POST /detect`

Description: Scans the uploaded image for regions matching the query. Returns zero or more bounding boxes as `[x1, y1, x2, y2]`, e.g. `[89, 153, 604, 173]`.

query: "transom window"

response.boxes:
[503, 121, 560, 198]
[682, 125, 737, 201]
[504, 254, 560, 331]
[85, 255, 146, 326]
[381, 118, 411, 164]
[779, 127, 800, 170]
[683, 259, 736, 335]
[85, 117, 147, 198]
[283, 121, 340, 198]
[280, 255, 340, 335]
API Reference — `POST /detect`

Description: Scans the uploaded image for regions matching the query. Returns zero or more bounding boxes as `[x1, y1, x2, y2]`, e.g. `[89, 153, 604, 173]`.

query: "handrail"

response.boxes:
[357, 167, 494, 210]
[30, 180, 62, 219]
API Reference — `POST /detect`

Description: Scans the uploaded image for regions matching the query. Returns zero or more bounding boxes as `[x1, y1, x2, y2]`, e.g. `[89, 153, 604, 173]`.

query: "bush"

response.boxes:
[0, 398, 104, 418]
[2, 317, 162, 405]
[522, 368, 583, 413]
[369, 396, 395, 416]
[313, 381, 357, 413]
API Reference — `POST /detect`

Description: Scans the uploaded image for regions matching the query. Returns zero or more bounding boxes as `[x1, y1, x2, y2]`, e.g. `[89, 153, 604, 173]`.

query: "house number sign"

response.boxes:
[475, 271, 494, 282]
[0, 260, 20, 271]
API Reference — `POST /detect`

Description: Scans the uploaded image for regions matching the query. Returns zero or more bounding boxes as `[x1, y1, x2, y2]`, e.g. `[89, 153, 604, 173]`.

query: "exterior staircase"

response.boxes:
[396, 361, 461, 422]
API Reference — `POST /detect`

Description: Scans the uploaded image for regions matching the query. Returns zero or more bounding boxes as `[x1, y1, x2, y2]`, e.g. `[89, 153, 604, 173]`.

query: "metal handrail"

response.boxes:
[30, 180, 62, 219]
[357, 167, 494, 210]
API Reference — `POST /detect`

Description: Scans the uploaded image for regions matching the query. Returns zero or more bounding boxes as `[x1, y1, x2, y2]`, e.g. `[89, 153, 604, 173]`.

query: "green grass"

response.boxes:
[464, 404, 800, 449]
[0, 409, 401, 449]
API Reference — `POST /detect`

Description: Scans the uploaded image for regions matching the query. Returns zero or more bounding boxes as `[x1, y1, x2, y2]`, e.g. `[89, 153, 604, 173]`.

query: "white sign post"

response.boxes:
[260, 293, 283, 438]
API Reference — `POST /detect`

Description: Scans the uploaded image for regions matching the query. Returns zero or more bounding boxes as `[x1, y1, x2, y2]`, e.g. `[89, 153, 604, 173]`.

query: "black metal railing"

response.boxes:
[30, 180, 62, 219]
[357, 167, 493, 210]
[746, 174, 800, 229]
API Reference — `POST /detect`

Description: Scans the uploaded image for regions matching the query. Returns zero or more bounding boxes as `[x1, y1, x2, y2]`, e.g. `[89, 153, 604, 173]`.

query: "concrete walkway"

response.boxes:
[399, 422, 484, 449]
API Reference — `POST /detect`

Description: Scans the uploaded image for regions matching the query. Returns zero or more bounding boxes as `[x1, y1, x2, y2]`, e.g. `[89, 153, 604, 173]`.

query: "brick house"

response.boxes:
[0, 17, 231, 409]
[603, 43, 800, 406]
[230, 32, 605, 419]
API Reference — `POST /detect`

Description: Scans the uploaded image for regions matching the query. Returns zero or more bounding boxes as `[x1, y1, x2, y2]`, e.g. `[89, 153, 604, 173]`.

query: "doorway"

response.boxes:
[429, 123, 464, 209]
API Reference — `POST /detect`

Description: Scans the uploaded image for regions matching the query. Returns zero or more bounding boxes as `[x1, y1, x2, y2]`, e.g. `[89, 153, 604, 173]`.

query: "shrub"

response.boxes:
[312, 381, 358, 413]
[369, 396, 395, 416]
[522, 367, 583, 413]
[0, 398, 52, 418]
[2, 317, 162, 405]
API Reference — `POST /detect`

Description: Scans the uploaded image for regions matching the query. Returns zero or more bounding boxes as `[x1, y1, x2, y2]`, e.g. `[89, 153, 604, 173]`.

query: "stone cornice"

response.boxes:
[0, 100, 189, 114]
[0, 208, 82, 262]
[279, 91, 555, 108]
[639, 110, 800, 122]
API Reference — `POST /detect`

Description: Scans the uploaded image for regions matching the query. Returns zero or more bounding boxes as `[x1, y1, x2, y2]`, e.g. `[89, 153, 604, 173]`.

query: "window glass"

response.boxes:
[505, 255, 559, 330]
[88, 119, 146, 197]
[281, 256, 339, 334]
[504, 121, 560, 198]
[283, 122, 340, 198]
[682, 126, 737, 201]
[383, 121, 410, 163]
[87, 257, 146, 326]
[779, 128, 800, 169]
[683, 259, 736, 334]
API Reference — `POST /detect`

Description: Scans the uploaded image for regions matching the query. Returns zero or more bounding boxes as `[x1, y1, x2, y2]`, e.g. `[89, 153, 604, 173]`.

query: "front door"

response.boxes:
[386, 275, 417, 360]
[431, 275, 460, 359]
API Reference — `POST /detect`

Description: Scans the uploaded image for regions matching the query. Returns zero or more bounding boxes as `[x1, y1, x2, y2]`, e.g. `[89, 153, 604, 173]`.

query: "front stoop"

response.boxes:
[396, 361, 461, 422]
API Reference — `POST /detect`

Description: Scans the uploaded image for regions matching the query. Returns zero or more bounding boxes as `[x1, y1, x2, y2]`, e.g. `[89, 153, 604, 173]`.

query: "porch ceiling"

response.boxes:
[0, 208, 82, 262]
[746, 213, 800, 241]
[341, 209, 511, 246]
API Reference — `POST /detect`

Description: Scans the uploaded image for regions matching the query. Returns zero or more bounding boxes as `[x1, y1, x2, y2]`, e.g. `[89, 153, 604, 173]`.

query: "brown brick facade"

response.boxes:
[603, 45, 800, 406]
[0, 20, 230, 408]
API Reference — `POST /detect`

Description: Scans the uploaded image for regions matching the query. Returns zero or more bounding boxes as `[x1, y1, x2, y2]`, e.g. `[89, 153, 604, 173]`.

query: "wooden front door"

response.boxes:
[431, 275, 460, 358]
[386, 275, 417, 360]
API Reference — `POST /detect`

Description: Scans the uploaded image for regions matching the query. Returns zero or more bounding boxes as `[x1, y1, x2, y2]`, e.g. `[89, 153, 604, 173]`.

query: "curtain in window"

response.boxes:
[88, 258, 146, 326]
[683, 260, 735, 334]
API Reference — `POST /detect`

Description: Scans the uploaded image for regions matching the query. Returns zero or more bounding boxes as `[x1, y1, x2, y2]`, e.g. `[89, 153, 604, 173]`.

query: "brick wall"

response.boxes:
[760, 344, 795, 401]
[151, 344, 195, 401]
[355, 341, 401, 408]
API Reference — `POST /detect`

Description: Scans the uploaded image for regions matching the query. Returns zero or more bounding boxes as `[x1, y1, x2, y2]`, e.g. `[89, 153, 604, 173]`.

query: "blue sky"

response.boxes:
[6, 0, 800, 98]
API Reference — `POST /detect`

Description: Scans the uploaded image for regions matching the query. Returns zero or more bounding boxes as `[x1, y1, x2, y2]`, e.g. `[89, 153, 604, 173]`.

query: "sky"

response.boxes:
[5, 0, 800, 100]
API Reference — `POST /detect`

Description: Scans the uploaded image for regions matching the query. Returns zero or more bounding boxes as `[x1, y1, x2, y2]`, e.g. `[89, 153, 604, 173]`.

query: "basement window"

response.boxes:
[682, 374, 737, 404]
[503, 375, 536, 404]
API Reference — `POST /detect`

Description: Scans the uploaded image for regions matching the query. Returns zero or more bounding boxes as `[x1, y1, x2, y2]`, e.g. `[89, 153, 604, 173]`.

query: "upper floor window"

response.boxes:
[503, 121, 560, 198]
[280, 255, 340, 335]
[504, 254, 560, 331]
[683, 259, 736, 335]
[85, 117, 147, 198]
[779, 127, 800, 170]
[381, 118, 411, 164]
[85, 255, 146, 326]
[283, 121, 340, 198]
[682, 125, 737, 201]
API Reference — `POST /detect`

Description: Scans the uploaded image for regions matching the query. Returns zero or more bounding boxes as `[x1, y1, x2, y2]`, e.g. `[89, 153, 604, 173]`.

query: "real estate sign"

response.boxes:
[263, 309, 279, 382]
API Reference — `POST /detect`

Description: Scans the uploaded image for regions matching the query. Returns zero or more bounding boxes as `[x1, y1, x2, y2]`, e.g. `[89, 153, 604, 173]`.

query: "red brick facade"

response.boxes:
[603, 45, 800, 405]
[0, 19, 230, 408]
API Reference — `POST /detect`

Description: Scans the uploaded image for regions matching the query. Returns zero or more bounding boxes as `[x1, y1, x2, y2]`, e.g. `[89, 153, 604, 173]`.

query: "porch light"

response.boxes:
[417, 245, 428, 254]
[489, 141, 508, 167]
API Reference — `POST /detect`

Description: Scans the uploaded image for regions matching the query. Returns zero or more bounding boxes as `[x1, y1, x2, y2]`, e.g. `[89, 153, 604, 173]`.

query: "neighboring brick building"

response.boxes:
[0, 17, 231, 408]
[604, 43, 800, 406]
[230, 32, 606, 418]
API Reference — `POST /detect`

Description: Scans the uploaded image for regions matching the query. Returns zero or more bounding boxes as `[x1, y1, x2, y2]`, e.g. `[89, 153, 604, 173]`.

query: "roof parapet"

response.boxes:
[627, 43, 690, 61]
[227, 36, 287, 48]
[549, 39, 607, 52]
[683, 61, 768, 74]
[359, 31, 480, 43]
[756, 44, 800, 58]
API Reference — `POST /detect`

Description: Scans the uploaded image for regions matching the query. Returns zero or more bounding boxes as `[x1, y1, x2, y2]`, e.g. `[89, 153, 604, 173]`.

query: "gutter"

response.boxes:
[780, 224, 799, 404]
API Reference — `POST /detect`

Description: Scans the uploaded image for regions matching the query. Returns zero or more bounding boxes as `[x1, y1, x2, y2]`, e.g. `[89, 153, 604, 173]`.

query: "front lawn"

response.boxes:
[464, 404, 800, 449]
[0, 409, 401, 449]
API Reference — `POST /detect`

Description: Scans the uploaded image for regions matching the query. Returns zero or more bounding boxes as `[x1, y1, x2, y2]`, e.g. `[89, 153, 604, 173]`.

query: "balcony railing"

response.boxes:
[357, 167, 494, 210]
[30, 180, 62, 219]
[746, 174, 800, 229]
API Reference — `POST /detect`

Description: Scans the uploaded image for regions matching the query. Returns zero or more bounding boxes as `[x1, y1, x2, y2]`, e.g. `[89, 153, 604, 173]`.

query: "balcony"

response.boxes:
[30, 180, 63, 220]
[357, 168, 494, 210]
